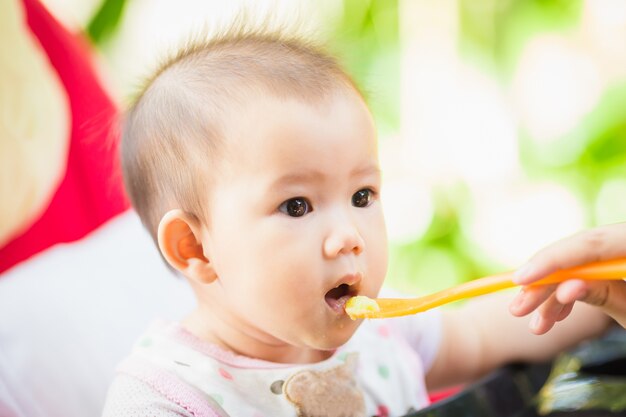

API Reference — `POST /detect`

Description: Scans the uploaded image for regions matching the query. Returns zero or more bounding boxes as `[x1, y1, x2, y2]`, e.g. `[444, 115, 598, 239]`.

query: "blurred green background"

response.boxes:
[46, 0, 626, 295]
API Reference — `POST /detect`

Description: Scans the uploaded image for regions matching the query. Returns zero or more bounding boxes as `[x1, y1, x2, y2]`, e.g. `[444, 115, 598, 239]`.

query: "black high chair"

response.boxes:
[406, 327, 626, 417]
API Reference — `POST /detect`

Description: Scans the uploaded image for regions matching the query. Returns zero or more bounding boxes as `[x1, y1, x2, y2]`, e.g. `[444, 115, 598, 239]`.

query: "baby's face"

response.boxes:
[200, 90, 387, 354]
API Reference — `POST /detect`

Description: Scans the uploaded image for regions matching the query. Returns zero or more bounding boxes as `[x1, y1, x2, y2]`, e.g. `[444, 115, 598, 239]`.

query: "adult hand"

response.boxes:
[509, 223, 626, 333]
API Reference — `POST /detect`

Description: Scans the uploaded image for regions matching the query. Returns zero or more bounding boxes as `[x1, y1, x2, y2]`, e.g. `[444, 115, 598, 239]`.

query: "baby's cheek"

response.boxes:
[369, 250, 388, 285]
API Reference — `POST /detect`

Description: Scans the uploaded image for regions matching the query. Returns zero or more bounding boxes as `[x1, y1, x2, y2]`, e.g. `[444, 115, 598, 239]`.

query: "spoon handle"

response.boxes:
[372, 258, 626, 318]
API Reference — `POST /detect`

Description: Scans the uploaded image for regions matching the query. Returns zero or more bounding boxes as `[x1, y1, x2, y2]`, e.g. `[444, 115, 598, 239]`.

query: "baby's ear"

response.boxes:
[157, 209, 217, 284]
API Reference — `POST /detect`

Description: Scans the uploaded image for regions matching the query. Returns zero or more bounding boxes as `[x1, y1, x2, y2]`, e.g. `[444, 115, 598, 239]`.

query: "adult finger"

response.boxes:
[554, 279, 590, 305]
[514, 223, 626, 285]
[509, 284, 556, 317]
[531, 292, 567, 334]
[555, 302, 574, 322]
[599, 280, 626, 328]
[555, 280, 626, 328]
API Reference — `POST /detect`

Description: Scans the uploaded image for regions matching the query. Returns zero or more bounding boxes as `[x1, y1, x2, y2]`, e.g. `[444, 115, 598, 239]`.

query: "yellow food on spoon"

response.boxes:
[345, 296, 380, 320]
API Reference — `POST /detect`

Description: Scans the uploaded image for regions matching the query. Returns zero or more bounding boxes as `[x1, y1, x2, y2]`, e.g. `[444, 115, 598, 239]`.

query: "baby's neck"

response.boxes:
[181, 308, 333, 364]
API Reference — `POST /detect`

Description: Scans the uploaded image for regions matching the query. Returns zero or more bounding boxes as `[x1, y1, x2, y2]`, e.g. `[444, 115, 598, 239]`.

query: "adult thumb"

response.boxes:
[580, 280, 626, 328]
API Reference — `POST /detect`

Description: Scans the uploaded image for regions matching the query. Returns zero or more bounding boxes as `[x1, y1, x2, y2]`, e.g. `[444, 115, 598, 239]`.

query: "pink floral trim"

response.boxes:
[117, 357, 222, 417]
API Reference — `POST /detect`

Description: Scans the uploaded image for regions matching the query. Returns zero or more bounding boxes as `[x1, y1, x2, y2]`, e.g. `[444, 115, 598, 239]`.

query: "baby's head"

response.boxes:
[121, 27, 389, 361]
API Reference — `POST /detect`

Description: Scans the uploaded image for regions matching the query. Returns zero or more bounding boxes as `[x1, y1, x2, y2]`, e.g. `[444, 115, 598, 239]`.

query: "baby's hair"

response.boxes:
[121, 20, 363, 245]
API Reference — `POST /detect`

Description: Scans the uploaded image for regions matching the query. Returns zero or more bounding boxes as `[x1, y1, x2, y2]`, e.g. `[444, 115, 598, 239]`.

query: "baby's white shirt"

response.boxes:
[102, 310, 442, 417]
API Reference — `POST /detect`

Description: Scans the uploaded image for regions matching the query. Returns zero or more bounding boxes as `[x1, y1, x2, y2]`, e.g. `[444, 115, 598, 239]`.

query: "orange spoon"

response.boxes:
[346, 258, 626, 319]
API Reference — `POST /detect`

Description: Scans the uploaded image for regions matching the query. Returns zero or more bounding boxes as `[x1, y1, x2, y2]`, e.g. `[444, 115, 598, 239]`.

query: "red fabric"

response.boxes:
[0, 0, 129, 273]
[428, 385, 462, 403]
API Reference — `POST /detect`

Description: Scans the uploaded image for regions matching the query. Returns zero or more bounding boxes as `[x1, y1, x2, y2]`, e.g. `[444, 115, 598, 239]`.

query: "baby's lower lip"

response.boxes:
[325, 294, 352, 314]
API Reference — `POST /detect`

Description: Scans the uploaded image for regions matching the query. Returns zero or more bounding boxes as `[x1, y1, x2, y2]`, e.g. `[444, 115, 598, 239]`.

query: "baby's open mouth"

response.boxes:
[325, 283, 355, 314]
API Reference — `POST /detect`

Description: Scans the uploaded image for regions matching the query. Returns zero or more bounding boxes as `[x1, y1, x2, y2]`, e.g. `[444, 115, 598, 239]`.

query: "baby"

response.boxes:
[102, 26, 610, 417]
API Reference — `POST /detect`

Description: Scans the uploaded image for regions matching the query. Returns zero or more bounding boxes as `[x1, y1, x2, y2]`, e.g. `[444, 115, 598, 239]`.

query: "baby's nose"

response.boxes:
[323, 221, 364, 258]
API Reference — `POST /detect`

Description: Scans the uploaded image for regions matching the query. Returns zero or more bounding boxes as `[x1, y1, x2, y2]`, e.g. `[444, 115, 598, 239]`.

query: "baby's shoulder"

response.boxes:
[102, 372, 202, 417]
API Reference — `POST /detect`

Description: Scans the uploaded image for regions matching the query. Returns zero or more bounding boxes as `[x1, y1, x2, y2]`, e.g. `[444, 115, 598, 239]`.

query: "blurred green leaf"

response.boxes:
[327, 0, 400, 136]
[459, 0, 583, 79]
[87, 0, 128, 45]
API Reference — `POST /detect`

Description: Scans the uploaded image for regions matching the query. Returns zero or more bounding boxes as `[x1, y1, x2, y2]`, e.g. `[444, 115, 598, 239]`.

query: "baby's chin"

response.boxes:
[307, 319, 363, 351]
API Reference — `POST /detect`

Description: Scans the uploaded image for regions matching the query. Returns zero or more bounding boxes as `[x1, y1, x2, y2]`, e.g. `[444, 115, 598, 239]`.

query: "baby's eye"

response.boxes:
[352, 189, 374, 208]
[279, 198, 312, 217]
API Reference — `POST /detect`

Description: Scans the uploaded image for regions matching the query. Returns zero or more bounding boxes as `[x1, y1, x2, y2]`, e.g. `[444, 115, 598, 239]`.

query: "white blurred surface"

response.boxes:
[0, 211, 194, 417]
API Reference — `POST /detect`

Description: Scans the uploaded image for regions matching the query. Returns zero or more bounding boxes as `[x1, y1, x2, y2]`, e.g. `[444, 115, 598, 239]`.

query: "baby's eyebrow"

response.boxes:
[270, 165, 380, 189]
[351, 165, 381, 178]
[271, 171, 325, 187]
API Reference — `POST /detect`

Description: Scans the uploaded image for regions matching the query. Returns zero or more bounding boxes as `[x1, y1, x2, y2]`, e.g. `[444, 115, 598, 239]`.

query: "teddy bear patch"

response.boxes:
[279, 353, 366, 417]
